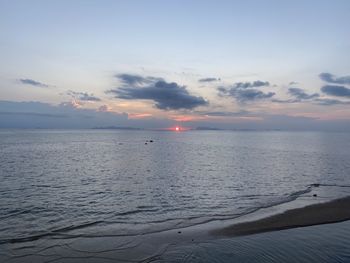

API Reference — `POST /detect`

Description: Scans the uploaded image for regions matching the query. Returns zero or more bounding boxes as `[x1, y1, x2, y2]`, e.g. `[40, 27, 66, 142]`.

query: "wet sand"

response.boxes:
[3, 197, 350, 262]
[212, 196, 350, 237]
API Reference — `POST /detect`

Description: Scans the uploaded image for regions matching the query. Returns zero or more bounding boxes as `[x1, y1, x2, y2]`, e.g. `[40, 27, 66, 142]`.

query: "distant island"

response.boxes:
[195, 126, 224, 131]
[93, 126, 142, 130]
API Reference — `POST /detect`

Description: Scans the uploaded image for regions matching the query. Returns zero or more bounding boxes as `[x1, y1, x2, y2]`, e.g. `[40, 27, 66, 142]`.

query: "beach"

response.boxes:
[213, 196, 350, 237]
[2, 196, 350, 262]
[156, 219, 350, 263]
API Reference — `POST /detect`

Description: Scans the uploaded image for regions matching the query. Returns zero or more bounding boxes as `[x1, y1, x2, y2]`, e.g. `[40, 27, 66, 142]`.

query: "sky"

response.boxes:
[1, 0, 350, 130]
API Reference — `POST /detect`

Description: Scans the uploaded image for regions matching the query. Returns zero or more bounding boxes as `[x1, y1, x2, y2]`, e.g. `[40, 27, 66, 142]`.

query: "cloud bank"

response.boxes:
[0, 100, 127, 128]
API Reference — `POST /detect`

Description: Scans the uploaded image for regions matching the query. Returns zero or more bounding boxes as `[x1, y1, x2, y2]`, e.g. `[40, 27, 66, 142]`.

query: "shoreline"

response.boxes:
[212, 196, 350, 237]
[2, 196, 350, 262]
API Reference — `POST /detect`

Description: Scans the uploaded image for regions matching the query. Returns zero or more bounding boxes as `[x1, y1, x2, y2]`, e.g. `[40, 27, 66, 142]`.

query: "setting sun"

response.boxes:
[175, 126, 180, 131]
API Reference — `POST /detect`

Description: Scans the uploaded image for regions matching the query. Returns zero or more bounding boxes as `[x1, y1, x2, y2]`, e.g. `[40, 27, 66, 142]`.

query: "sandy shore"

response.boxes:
[212, 196, 350, 237]
[2, 197, 350, 262]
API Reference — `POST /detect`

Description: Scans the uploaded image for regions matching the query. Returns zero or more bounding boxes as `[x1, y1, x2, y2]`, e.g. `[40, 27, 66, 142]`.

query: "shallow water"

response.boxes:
[156, 220, 350, 263]
[1, 130, 350, 261]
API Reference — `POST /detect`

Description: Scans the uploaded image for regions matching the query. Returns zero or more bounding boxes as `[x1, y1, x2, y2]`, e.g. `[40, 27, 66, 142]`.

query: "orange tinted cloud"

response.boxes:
[170, 115, 208, 122]
[128, 113, 152, 119]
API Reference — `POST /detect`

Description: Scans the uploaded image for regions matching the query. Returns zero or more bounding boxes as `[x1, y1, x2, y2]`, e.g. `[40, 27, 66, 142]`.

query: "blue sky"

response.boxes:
[1, 0, 350, 129]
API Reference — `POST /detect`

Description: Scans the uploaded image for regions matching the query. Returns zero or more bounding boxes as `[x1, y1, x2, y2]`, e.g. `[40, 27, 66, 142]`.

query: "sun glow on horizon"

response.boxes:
[164, 126, 190, 131]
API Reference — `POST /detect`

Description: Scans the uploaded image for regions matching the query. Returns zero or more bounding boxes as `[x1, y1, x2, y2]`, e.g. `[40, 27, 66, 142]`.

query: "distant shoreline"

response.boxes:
[1, 127, 348, 132]
[212, 196, 350, 237]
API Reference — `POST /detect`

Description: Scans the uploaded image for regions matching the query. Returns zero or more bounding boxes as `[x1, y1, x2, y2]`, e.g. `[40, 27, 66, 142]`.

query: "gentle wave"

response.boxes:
[0, 221, 103, 244]
[0, 183, 338, 245]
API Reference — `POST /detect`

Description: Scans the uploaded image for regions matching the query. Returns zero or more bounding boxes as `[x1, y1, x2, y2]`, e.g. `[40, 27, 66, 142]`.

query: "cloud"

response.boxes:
[319, 73, 350, 85]
[19, 78, 49, 88]
[231, 80, 270, 89]
[98, 105, 112, 112]
[0, 111, 67, 118]
[67, 90, 101, 102]
[59, 100, 84, 108]
[314, 98, 350, 106]
[273, 89, 349, 105]
[116, 73, 163, 86]
[1, 100, 350, 131]
[235, 89, 275, 101]
[198, 110, 251, 117]
[272, 88, 325, 104]
[198, 77, 220, 83]
[0, 100, 128, 128]
[108, 74, 208, 110]
[218, 86, 275, 102]
[217, 80, 273, 102]
[321, 85, 350, 97]
[288, 88, 319, 100]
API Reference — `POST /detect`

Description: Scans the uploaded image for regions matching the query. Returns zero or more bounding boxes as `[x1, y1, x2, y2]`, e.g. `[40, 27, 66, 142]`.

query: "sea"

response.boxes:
[1, 129, 350, 262]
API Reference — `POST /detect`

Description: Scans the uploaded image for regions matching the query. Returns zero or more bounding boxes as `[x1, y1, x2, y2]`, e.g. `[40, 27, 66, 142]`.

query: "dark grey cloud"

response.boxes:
[289, 81, 298, 85]
[217, 87, 228, 94]
[272, 87, 323, 104]
[67, 90, 101, 102]
[233, 89, 275, 101]
[109, 74, 208, 110]
[321, 85, 350, 97]
[273, 94, 350, 106]
[232, 80, 270, 89]
[273, 81, 349, 106]
[218, 86, 275, 102]
[288, 88, 319, 100]
[319, 73, 350, 85]
[19, 78, 49, 88]
[198, 77, 220, 83]
[217, 80, 273, 102]
[116, 74, 163, 86]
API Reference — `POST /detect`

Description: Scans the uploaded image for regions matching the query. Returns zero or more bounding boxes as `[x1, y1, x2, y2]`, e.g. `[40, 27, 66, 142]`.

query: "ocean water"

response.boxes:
[1, 129, 350, 262]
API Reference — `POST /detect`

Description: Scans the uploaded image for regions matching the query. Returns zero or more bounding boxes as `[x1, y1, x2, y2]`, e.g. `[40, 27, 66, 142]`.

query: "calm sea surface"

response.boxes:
[1, 130, 350, 262]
